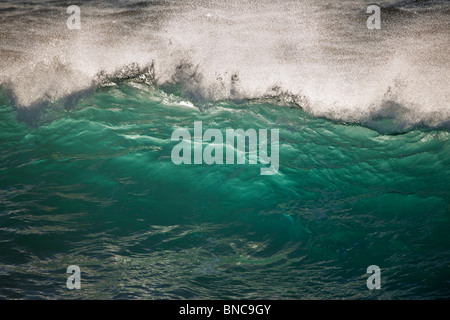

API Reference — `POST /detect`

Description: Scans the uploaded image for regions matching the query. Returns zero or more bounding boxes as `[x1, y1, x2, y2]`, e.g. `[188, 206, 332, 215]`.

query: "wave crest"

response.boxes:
[1, 0, 449, 133]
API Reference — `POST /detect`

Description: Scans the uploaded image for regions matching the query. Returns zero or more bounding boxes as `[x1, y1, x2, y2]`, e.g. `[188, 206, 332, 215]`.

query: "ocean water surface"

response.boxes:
[0, 0, 449, 299]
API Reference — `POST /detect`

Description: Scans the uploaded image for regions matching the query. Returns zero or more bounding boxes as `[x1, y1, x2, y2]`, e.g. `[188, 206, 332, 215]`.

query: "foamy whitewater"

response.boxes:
[1, 0, 449, 131]
[0, 0, 449, 299]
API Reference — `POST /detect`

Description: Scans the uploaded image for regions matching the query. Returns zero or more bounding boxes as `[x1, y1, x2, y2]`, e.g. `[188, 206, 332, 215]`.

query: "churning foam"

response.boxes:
[0, 0, 449, 130]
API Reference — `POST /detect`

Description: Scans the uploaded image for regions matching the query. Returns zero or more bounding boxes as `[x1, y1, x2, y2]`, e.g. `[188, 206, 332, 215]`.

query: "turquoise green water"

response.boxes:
[0, 83, 449, 299]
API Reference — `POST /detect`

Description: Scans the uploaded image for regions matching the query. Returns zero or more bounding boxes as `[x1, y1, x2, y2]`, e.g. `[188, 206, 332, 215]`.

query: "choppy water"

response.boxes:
[0, 0, 449, 299]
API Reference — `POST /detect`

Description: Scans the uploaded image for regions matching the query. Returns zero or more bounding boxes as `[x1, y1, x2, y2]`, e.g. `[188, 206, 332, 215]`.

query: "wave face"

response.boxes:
[1, 0, 450, 132]
[1, 83, 450, 299]
[0, 1, 449, 299]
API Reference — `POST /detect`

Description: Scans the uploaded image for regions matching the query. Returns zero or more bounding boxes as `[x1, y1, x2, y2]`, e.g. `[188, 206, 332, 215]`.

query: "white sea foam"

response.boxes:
[0, 0, 449, 130]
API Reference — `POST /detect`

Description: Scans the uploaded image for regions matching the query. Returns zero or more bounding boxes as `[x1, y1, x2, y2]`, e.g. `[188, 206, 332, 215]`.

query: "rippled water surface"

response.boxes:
[0, 0, 449, 299]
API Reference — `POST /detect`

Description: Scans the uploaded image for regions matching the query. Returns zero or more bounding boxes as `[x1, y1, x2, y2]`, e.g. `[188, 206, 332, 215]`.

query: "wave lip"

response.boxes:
[0, 0, 449, 132]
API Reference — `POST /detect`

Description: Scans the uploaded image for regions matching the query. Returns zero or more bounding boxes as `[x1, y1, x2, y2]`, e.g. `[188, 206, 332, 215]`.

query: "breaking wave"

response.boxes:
[1, 0, 449, 133]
